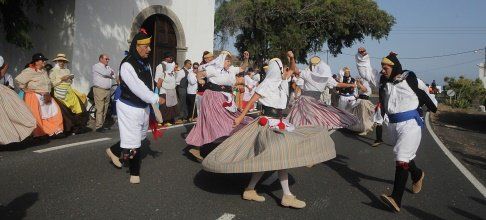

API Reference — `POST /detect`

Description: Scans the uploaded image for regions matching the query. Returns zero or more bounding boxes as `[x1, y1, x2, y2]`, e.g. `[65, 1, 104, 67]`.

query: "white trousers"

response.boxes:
[387, 119, 422, 162]
[116, 101, 149, 149]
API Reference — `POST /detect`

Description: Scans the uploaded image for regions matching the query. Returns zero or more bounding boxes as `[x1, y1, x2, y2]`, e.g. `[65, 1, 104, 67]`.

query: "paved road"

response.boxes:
[0, 119, 485, 219]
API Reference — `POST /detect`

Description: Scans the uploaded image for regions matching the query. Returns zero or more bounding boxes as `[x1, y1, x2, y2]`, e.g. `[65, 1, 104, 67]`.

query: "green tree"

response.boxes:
[0, 0, 44, 49]
[444, 76, 486, 108]
[215, 0, 395, 64]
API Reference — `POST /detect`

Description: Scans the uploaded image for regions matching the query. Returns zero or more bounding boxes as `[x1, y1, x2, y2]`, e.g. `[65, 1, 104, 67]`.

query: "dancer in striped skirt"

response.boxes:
[203, 56, 336, 209]
[287, 54, 358, 129]
[185, 52, 252, 161]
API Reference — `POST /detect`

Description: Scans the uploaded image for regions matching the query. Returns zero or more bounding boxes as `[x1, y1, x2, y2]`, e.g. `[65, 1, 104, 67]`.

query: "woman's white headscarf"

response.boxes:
[254, 58, 289, 109]
[355, 52, 378, 87]
[310, 60, 332, 78]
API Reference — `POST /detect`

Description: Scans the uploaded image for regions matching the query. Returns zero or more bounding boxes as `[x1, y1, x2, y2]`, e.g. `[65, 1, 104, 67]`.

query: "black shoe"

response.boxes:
[96, 128, 106, 133]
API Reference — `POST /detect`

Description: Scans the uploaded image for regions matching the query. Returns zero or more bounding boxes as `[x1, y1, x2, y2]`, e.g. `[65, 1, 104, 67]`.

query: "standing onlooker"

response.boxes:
[187, 62, 199, 121]
[92, 54, 115, 132]
[155, 53, 178, 126]
[175, 59, 192, 123]
[0, 56, 15, 89]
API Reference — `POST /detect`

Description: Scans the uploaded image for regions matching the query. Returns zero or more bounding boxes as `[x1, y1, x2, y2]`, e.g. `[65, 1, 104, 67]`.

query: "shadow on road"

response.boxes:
[326, 154, 392, 212]
[450, 149, 486, 171]
[0, 192, 39, 219]
[193, 170, 295, 196]
[470, 196, 486, 206]
[0, 138, 51, 152]
[339, 129, 392, 148]
[448, 206, 483, 220]
[402, 206, 445, 220]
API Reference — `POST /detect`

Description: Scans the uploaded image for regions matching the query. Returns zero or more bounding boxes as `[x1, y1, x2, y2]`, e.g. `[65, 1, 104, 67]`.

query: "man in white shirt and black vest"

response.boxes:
[175, 59, 192, 123]
[379, 52, 437, 212]
[105, 28, 165, 184]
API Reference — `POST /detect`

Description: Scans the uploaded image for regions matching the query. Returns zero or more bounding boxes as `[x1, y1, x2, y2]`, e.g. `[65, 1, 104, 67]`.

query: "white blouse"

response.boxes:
[299, 69, 338, 92]
[205, 65, 239, 86]
[383, 77, 431, 114]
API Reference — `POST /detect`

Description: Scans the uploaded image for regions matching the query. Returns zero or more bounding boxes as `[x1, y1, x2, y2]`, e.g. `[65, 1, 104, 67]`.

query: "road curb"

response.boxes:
[425, 112, 486, 198]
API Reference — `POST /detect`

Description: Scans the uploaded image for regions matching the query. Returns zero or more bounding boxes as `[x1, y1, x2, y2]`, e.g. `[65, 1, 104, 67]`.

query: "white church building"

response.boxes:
[0, 0, 215, 93]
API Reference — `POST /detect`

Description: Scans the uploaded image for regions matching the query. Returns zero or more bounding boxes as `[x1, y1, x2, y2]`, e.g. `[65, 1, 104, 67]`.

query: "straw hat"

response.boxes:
[53, 53, 69, 62]
[310, 56, 321, 65]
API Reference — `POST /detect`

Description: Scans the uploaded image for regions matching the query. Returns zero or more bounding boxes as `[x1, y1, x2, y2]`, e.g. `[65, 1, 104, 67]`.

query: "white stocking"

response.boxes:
[279, 170, 292, 196]
[247, 172, 264, 190]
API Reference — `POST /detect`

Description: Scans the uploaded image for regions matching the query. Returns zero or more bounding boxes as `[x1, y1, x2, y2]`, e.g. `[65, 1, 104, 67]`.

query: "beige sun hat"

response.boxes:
[52, 53, 69, 62]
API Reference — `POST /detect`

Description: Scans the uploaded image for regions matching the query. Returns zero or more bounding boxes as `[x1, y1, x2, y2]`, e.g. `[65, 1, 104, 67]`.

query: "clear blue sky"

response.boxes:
[220, 0, 486, 85]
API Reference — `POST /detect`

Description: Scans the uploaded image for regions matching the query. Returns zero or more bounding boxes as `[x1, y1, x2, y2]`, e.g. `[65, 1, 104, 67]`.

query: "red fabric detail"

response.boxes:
[140, 28, 148, 35]
[396, 161, 409, 170]
[149, 118, 164, 140]
[277, 120, 286, 131]
[374, 102, 381, 111]
[222, 101, 232, 108]
[258, 117, 268, 126]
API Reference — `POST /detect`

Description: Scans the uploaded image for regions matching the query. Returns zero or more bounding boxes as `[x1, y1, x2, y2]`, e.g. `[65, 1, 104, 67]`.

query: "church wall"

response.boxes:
[0, 0, 75, 81]
[71, 0, 215, 93]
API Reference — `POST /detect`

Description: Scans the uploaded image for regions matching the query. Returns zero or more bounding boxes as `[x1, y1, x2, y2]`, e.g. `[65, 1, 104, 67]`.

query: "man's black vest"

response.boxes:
[119, 55, 153, 107]
[179, 68, 189, 89]
[338, 76, 355, 94]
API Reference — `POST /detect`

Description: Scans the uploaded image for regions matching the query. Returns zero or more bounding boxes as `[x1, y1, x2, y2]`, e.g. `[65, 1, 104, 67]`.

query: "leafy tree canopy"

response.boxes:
[216, 0, 395, 64]
[0, 0, 44, 49]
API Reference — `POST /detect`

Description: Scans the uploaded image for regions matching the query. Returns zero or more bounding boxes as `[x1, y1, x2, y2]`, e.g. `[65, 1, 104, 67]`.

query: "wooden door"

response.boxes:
[141, 14, 177, 71]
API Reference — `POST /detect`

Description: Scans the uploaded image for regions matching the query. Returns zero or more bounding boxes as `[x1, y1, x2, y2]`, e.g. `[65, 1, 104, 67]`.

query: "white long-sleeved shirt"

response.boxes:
[383, 77, 431, 114]
[205, 65, 239, 86]
[155, 71, 176, 94]
[120, 62, 158, 104]
[92, 63, 114, 89]
[243, 75, 257, 101]
[187, 71, 198, 95]
[298, 69, 338, 92]
[175, 68, 189, 86]
[358, 79, 372, 97]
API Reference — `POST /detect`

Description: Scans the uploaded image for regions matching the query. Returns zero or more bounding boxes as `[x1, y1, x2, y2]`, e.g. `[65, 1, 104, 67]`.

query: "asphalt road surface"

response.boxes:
[1, 118, 485, 219]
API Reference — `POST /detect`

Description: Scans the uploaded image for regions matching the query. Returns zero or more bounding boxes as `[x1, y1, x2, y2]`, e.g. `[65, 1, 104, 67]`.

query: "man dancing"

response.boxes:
[378, 52, 437, 212]
[105, 29, 165, 184]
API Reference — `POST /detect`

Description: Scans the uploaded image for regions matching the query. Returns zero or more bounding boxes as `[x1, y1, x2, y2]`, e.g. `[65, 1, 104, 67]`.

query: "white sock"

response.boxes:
[279, 170, 292, 196]
[247, 172, 264, 190]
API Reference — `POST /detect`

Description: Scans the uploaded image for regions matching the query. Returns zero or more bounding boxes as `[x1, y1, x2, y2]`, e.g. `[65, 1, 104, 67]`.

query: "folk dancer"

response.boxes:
[203, 56, 336, 209]
[378, 52, 437, 212]
[105, 29, 165, 184]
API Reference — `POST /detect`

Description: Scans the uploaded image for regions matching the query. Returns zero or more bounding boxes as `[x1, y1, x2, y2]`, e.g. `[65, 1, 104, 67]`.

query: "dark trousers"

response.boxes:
[110, 141, 141, 176]
[376, 124, 383, 141]
[186, 94, 197, 118]
[176, 87, 188, 120]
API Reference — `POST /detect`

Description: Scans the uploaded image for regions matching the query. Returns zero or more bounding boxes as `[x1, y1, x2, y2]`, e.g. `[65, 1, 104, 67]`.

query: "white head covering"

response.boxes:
[355, 52, 378, 87]
[200, 53, 228, 71]
[254, 58, 289, 109]
[0, 56, 4, 67]
[310, 61, 332, 78]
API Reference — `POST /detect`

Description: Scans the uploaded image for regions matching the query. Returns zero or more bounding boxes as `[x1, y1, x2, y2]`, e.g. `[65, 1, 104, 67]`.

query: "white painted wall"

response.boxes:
[71, 0, 215, 93]
[0, 0, 75, 81]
